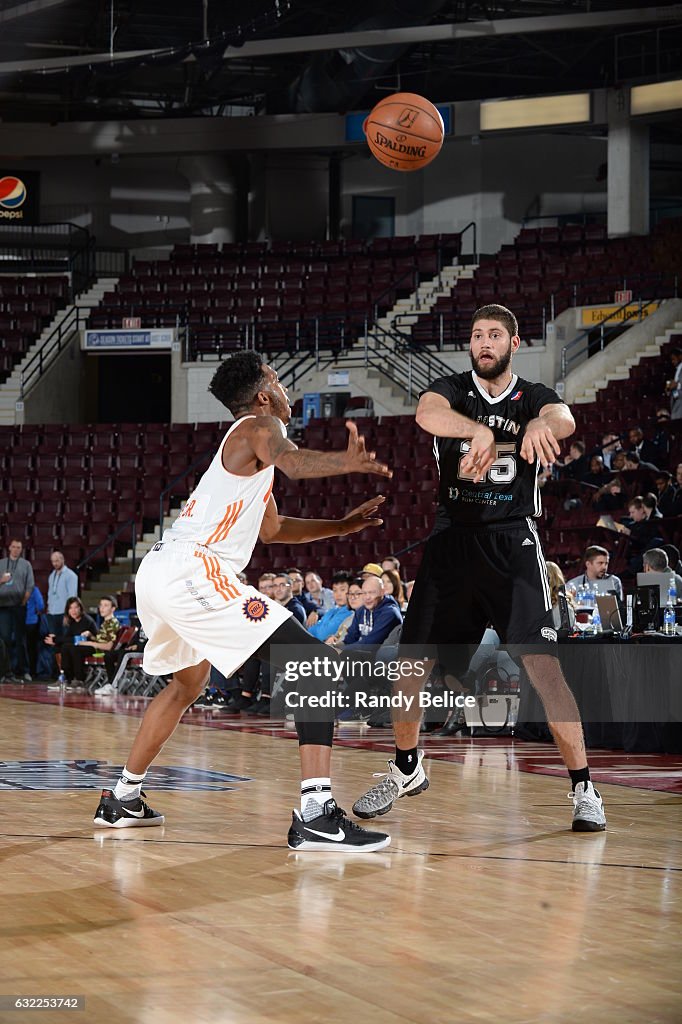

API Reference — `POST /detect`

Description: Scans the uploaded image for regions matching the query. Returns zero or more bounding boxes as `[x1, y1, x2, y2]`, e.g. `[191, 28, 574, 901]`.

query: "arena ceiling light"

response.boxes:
[480, 93, 591, 132]
[631, 78, 682, 116]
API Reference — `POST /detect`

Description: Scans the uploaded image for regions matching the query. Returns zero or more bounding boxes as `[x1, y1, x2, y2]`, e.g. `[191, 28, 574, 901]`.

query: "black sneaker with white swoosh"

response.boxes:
[93, 789, 165, 828]
[287, 799, 390, 852]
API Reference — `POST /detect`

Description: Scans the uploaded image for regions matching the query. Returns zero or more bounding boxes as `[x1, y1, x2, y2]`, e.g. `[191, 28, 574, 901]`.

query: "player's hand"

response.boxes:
[460, 425, 496, 483]
[520, 418, 561, 468]
[344, 421, 392, 477]
[339, 495, 386, 535]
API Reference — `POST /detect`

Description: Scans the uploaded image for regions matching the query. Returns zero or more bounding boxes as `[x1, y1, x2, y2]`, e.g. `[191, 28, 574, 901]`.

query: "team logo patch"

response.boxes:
[510, 390, 524, 401]
[0, 176, 27, 209]
[243, 597, 270, 622]
[541, 627, 558, 642]
[397, 107, 419, 128]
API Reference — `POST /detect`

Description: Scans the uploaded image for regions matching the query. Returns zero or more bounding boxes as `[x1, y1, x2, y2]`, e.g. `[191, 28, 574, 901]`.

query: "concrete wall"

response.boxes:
[21, 332, 88, 424]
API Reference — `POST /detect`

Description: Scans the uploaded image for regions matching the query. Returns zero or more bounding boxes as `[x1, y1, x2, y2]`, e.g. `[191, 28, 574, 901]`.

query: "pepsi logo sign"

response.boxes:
[0, 176, 27, 209]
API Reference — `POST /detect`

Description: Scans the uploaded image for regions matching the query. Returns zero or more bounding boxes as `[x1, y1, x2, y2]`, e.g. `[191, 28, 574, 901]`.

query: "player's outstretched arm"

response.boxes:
[416, 391, 482, 439]
[251, 418, 391, 480]
[520, 403, 575, 467]
[259, 495, 386, 544]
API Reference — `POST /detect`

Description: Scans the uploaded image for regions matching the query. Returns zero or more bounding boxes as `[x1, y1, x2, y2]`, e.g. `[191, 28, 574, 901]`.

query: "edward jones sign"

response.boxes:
[0, 171, 41, 223]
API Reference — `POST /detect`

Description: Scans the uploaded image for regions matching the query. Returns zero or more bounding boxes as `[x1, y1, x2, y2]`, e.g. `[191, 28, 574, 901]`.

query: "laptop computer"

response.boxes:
[595, 594, 624, 633]
[636, 572, 672, 605]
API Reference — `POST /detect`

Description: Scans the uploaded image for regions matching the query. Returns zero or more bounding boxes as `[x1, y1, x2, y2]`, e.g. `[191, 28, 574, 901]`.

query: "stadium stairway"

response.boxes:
[0, 276, 119, 426]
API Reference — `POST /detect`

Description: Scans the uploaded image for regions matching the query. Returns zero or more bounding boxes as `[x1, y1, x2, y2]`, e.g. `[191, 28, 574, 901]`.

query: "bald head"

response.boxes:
[361, 575, 384, 610]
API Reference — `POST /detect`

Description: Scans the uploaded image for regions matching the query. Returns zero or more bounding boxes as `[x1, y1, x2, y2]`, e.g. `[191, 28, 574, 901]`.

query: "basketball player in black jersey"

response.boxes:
[353, 304, 606, 832]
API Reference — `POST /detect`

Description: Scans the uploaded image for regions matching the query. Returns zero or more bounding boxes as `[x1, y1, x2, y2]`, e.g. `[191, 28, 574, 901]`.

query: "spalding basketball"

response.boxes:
[363, 93, 444, 172]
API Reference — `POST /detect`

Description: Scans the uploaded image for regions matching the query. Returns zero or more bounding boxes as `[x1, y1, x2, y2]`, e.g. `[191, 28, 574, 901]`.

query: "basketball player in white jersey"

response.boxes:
[94, 352, 392, 852]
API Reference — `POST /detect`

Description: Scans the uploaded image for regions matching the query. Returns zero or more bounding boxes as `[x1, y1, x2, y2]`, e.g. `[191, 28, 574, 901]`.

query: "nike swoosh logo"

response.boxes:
[305, 826, 346, 842]
[122, 807, 145, 817]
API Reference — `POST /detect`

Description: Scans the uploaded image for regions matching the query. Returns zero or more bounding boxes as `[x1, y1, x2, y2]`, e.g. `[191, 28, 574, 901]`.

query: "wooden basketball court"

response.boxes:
[1, 686, 680, 1024]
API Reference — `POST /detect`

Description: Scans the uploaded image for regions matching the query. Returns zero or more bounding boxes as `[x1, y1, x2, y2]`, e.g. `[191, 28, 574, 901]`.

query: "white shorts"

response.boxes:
[135, 541, 291, 678]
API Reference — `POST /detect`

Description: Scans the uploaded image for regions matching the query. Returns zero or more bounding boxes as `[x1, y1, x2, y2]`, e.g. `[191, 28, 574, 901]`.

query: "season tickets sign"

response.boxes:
[83, 328, 174, 350]
[0, 171, 41, 223]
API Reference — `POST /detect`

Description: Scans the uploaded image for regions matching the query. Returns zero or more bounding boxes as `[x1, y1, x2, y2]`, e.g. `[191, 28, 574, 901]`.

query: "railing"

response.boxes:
[157, 449, 214, 540]
[77, 518, 138, 579]
[20, 305, 90, 398]
[0, 221, 96, 293]
[458, 221, 478, 264]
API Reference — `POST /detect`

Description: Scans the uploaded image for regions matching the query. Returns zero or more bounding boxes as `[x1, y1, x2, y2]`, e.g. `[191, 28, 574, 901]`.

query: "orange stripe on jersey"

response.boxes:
[195, 552, 240, 603]
[205, 499, 243, 546]
[263, 479, 274, 504]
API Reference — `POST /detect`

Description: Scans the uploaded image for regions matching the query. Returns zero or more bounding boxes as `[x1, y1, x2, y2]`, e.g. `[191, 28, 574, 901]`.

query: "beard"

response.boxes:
[471, 344, 512, 380]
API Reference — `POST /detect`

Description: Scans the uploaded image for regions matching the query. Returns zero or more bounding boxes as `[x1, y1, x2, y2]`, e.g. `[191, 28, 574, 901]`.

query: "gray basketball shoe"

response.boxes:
[352, 750, 429, 819]
[570, 781, 606, 832]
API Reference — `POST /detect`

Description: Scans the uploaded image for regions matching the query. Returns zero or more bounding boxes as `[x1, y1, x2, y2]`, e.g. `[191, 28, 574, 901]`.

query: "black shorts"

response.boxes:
[401, 518, 557, 660]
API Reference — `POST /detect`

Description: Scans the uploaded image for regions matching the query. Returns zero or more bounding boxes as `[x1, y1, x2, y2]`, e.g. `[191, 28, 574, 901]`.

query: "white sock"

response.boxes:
[114, 767, 146, 802]
[301, 777, 332, 821]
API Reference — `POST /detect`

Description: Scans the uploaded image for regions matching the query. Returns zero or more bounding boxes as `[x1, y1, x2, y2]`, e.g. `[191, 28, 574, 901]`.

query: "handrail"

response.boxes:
[372, 266, 417, 322]
[157, 448, 214, 539]
[77, 518, 137, 575]
[20, 305, 90, 398]
[458, 221, 477, 263]
[560, 292, 663, 379]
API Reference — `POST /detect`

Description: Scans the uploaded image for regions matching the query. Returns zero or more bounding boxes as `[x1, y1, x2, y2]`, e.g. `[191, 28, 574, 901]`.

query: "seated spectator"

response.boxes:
[594, 476, 626, 515]
[653, 408, 671, 459]
[611, 451, 627, 472]
[546, 562, 576, 631]
[643, 492, 663, 519]
[60, 595, 120, 685]
[597, 432, 622, 470]
[309, 572, 353, 642]
[97, 620, 148, 694]
[272, 573, 306, 625]
[381, 569, 407, 611]
[642, 548, 682, 595]
[257, 572, 276, 597]
[623, 450, 659, 474]
[627, 425, 663, 467]
[565, 544, 624, 600]
[284, 567, 317, 617]
[342, 574, 402, 648]
[580, 454, 611, 487]
[381, 555, 401, 575]
[620, 496, 665, 575]
[44, 597, 98, 683]
[662, 543, 681, 574]
[325, 578, 364, 647]
[558, 440, 589, 480]
[304, 571, 335, 614]
[360, 562, 384, 581]
[655, 472, 678, 517]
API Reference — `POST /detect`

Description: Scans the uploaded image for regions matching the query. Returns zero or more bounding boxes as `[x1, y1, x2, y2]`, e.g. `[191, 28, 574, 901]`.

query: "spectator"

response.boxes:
[653, 408, 671, 459]
[594, 476, 626, 515]
[60, 595, 120, 686]
[623, 451, 659, 491]
[309, 572, 353, 642]
[655, 472, 678, 517]
[272, 573, 306, 625]
[325, 578, 364, 647]
[627, 425, 663, 467]
[662, 543, 682, 577]
[611, 451, 627, 473]
[44, 597, 98, 686]
[565, 545, 624, 600]
[303, 571, 335, 614]
[25, 584, 45, 677]
[0, 538, 35, 683]
[381, 555, 401, 574]
[643, 492, 663, 519]
[580, 454, 611, 487]
[360, 562, 384, 581]
[620, 496, 665, 575]
[558, 440, 589, 481]
[642, 548, 682, 595]
[284, 567, 317, 617]
[46, 550, 79, 627]
[342, 574, 402, 648]
[381, 569, 407, 611]
[257, 572, 276, 597]
[666, 348, 682, 419]
[597, 432, 622, 470]
[546, 561, 576, 631]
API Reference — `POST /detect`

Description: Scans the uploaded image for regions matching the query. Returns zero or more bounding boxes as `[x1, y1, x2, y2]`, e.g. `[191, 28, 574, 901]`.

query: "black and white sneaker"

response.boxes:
[570, 781, 606, 832]
[93, 789, 165, 828]
[352, 749, 429, 819]
[287, 799, 390, 852]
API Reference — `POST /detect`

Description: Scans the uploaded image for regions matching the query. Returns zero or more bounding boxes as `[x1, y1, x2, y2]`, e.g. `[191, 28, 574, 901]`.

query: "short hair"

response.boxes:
[382, 555, 401, 571]
[258, 572, 276, 582]
[8, 537, 23, 547]
[629, 496, 645, 510]
[661, 543, 680, 570]
[643, 492, 658, 512]
[273, 572, 292, 585]
[624, 450, 640, 465]
[331, 571, 352, 585]
[284, 566, 303, 576]
[100, 594, 118, 609]
[656, 471, 672, 483]
[585, 545, 609, 562]
[643, 548, 668, 572]
[570, 440, 586, 454]
[471, 303, 518, 339]
[208, 351, 266, 416]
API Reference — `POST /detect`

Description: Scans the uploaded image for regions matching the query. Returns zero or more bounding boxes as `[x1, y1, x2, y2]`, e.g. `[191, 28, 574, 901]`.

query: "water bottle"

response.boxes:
[663, 602, 676, 636]
[589, 607, 602, 634]
[58, 670, 66, 691]
[668, 580, 677, 607]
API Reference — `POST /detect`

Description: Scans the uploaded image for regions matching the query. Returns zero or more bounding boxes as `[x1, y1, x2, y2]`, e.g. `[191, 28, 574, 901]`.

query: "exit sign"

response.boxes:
[122, 316, 141, 329]
[614, 290, 632, 304]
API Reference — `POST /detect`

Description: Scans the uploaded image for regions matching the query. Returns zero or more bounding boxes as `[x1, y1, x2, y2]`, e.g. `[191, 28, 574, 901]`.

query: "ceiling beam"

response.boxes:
[0, 0, 74, 24]
[0, 6, 680, 74]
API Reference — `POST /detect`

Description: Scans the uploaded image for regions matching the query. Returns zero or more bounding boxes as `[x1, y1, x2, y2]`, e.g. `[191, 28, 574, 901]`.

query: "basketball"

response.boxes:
[363, 92, 444, 172]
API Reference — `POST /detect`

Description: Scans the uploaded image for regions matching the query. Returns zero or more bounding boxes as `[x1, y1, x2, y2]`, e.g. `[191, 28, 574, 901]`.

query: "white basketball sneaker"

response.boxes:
[570, 781, 606, 832]
[352, 750, 429, 819]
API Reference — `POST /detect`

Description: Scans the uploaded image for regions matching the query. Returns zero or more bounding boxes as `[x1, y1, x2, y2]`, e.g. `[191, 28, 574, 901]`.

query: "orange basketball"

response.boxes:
[363, 92, 444, 172]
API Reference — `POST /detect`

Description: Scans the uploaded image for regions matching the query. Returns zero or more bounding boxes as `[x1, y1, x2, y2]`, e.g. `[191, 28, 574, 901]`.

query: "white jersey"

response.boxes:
[163, 415, 281, 571]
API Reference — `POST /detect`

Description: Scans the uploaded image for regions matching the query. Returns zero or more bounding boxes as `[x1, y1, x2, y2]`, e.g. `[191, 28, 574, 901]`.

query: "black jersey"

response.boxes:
[426, 369, 564, 528]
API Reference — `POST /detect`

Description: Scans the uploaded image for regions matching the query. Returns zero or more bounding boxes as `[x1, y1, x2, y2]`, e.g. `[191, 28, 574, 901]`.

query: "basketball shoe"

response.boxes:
[287, 799, 390, 852]
[93, 789, 165, 828]
[352, 750, 429, 819]
[569, 781, 606, 832]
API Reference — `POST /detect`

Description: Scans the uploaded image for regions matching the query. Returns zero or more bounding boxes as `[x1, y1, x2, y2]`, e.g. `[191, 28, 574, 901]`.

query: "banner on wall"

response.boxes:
[0, 171, 41, 224]
[579, 302, 659, 327]
[82, 328, 175, 351]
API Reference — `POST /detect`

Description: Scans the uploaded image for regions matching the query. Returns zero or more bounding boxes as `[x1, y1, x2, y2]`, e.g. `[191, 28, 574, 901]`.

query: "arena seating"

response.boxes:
[0, 276, 70, 384]
[409, 217, 682, 348]
[88, 234, 462, 359]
